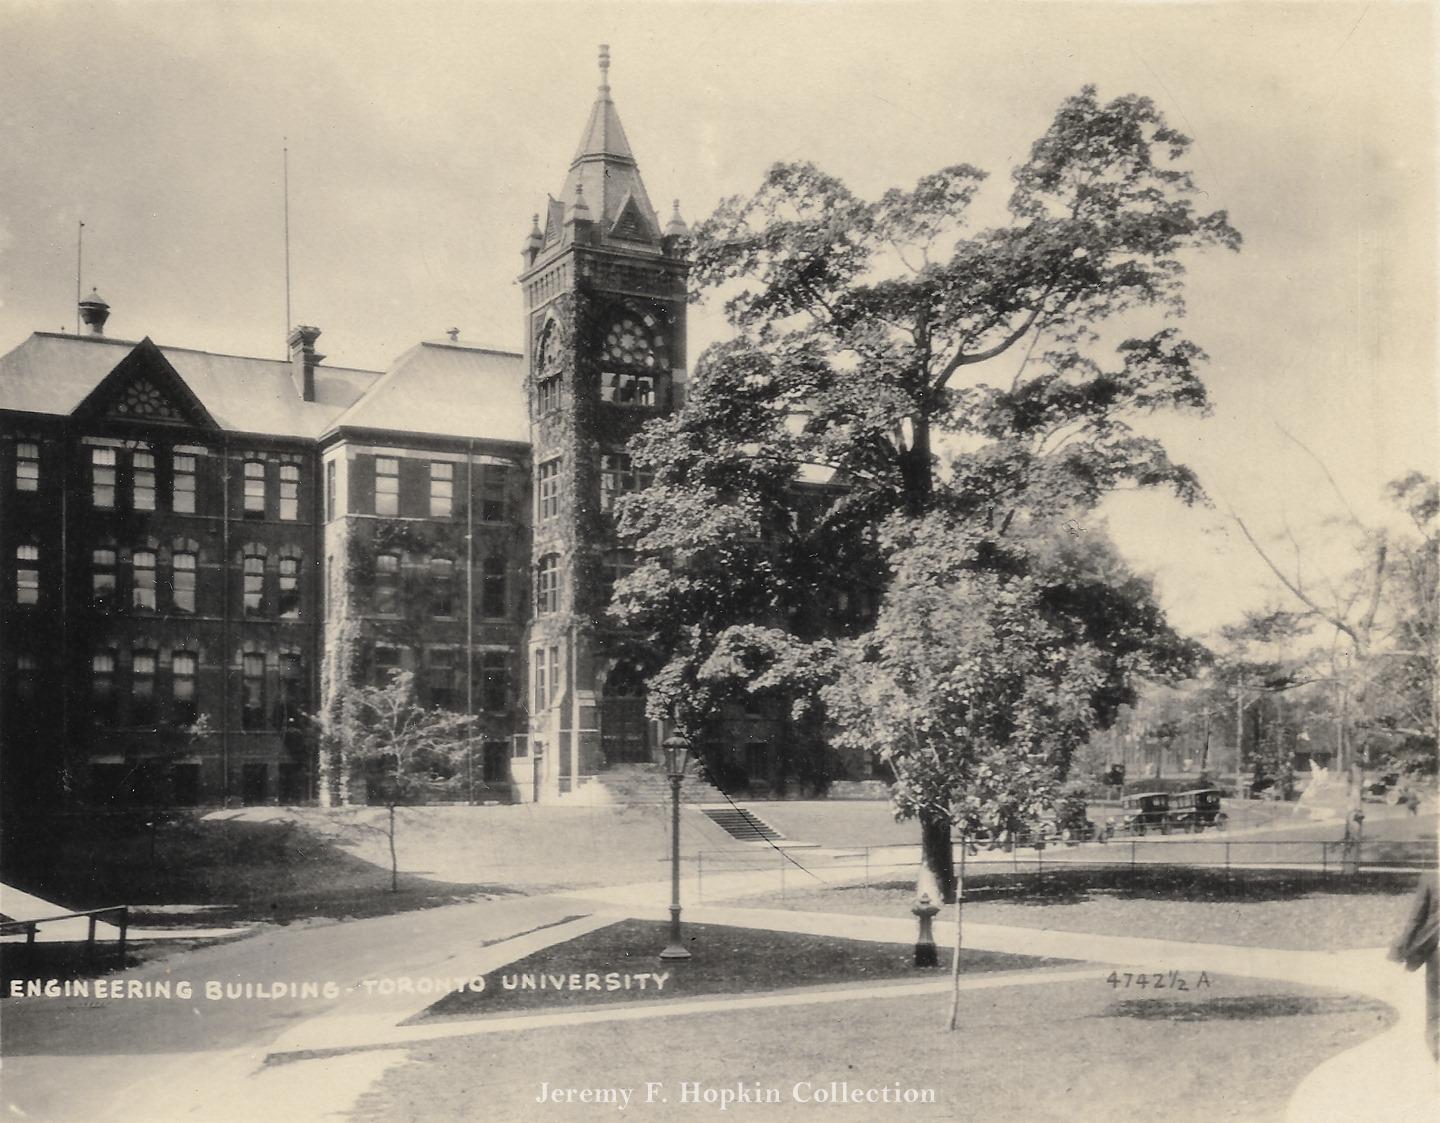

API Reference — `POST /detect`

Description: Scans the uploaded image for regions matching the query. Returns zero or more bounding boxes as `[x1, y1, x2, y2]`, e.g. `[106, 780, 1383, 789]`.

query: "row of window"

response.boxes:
[372, 644, 512, 712]
[531, 550, 636, 615]
[76, 649, 306, 730]
[80, 446, 300, 519]
[12, 544, 303, 617]
[534, 454, 651, 522]
[370, 554, 509, 619]
[339, 458, 510, 522]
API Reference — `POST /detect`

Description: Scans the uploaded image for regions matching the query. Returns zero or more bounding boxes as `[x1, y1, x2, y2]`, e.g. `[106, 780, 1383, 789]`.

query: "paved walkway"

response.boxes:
[5, 857, 1435, 1121]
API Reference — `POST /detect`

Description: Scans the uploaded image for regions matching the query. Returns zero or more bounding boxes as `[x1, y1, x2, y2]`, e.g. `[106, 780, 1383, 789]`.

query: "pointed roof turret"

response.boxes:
[554, 45, 661, 251]
[571, 44, 635, 166]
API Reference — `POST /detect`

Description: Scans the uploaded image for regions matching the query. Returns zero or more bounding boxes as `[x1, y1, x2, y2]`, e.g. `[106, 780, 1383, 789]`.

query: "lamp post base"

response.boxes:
[659, 903, 691, 960]
[659, 944, 692, 960]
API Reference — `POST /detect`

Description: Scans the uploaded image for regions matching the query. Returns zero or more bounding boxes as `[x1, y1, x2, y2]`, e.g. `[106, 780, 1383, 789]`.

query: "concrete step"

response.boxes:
[700, 806, 786, 843]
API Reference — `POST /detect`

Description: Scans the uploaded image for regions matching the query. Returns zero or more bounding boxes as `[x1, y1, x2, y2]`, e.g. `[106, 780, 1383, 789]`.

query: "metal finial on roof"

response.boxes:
[446, 327, 460, 342]
[598, 44, 610, 91]
[665, 199, 689, 238]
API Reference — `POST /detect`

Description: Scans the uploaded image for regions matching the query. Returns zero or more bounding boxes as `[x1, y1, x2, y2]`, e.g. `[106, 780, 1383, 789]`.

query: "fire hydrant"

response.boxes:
[912, 892, 941, 967]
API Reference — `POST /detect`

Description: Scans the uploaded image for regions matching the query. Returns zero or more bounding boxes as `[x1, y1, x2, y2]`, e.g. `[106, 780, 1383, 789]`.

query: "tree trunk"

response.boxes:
[946, 837, 966, 1030]
[388, 803, 398, 892]
[921, 809, 956, 903]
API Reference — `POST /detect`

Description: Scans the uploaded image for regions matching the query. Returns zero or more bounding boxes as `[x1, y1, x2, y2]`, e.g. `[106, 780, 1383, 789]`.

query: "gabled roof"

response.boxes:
[0, 332, 378, 439]
[327, 339, 526, 444]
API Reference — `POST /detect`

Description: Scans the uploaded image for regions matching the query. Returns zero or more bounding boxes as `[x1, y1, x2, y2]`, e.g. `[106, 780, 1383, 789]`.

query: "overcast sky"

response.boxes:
[0, 1, 1434, 638]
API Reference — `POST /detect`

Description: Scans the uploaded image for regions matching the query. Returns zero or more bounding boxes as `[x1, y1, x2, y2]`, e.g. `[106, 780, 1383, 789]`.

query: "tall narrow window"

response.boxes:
[279, 654, 305, 730]
[481, 556, 507, 618]
[481, 651, 509, 711]
[428, 647, 458, 710]
[480, 464, 509, 522]
[325, 460, 337, 521]
[243, 460, 266, 518]
[374, 553, 400, 615]
[373, 644, 401, 681]
[535, 554, 560, 614]
[172, 454, 197, 513]
[171, 552, 197, 614]
[132, 550, 157, 610]
[132, 449, 156, 511]
[15, 441, 39, 492]
[429, 462, 453, 518]
[430, 557, 455, 618]
[549, 646, 561, 706]
[92, 547, 118, 609]
[600, 454, 651, 511]
[243, 553, 265, 615]
[534, 648, 547, 712]
[15, 545, 38, 605]
[172, 651, 198, 725]
[92, 650, 117, 725]
[91, 447, 117, 508]
[279, 464, 300, 521]
[241, 653, 266, 730]
[277, 556, 301, 619]
[375, 458, 399, 516]
[537, 459, 560, 520]
[602, 549, 637, 597]
[14, 652, 39, 712]
[131, 649, 157, 726]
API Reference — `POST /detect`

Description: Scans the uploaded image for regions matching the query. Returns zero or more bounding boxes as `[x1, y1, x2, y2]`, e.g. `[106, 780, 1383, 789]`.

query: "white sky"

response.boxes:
[0, 0, 1434, 638]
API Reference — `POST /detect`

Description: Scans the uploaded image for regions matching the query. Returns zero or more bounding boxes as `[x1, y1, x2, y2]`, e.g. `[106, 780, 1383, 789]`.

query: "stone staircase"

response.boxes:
[700, 806, 786, 843]
[587, 763, 728, 807]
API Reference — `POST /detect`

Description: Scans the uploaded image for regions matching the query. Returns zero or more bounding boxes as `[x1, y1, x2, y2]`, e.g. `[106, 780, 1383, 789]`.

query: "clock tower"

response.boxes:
[518, 45, 690, 800]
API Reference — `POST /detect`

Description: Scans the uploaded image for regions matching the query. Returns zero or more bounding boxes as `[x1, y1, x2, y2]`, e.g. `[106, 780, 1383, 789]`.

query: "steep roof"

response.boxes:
[0, 332, 382, 438]
[327, 339, 526, 444]
[549, 49, 662, 250]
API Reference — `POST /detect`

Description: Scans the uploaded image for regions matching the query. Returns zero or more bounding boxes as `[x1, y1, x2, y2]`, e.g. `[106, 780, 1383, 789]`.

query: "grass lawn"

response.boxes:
[2, 811, 514, 928]
[415, 918, 1069, 1021]
[724, 866, 1423, 951]
[353, 975, 1394, 1123]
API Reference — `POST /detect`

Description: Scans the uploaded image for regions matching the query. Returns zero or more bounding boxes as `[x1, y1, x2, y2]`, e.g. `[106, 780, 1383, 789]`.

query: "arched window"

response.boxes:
[132, 550, 157, 610]
[131, 648, 157, 726]
[278, 463, 300, 521]
[171, 548, 197, 614]
[481, 555, 507, 618]
[242, 551, 266, 615]
[91, 649, 117, 725]
[374, 553, 400, 615]
[277, 553, 301, 619]
[14, 544, 39, 605]
[429, 557, 455, 618]
[241, 650, 266, 730]
[535, 554, 560, 614]
[243, 460, 266, 518]
[171, 650, 198, 725]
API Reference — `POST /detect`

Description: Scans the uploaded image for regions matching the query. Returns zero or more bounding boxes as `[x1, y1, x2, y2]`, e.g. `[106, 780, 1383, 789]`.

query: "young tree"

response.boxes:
[316, 670, 473, 891]
[618, 85, 1238, 890]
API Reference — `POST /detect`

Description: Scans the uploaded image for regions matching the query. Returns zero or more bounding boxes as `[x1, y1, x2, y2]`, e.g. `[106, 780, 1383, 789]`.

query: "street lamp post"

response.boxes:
[659, 732, 692, 961]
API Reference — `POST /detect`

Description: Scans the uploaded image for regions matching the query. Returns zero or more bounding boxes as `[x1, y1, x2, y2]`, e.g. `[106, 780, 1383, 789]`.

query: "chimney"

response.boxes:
[78, 287, 110, 335]
[287, 325, 324, 402]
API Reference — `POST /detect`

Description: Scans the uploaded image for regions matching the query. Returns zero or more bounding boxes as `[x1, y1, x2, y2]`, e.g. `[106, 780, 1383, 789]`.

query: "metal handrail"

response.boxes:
[1, 905, 129, 971]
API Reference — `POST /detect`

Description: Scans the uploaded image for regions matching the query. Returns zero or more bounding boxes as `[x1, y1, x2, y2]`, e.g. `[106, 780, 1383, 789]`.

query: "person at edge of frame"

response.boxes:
[1389, 865, 1440, 1061]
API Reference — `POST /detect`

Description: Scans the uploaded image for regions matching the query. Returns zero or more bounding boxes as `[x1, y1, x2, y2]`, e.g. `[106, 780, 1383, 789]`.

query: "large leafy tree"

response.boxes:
[615, 85, 1238, 893]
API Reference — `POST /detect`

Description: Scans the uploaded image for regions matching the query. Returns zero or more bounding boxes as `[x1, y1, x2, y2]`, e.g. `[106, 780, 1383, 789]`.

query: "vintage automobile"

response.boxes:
[1169, 788, 1227, 832]
[1120, 791, 1171, 835]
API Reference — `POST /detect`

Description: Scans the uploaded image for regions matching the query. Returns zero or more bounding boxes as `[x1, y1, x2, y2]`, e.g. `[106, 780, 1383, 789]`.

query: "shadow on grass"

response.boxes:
[856, 866, 1423, 908]
[413, 918, 1077, 1023]
[2, 810, 518, 928]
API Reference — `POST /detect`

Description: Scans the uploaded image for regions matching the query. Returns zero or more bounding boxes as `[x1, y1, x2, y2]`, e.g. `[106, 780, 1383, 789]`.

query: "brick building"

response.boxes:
[0, 49, 868, 811]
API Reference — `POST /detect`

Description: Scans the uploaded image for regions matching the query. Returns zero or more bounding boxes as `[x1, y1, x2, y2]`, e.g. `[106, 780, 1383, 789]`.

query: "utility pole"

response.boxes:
[1235, 674, 1245, 804]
